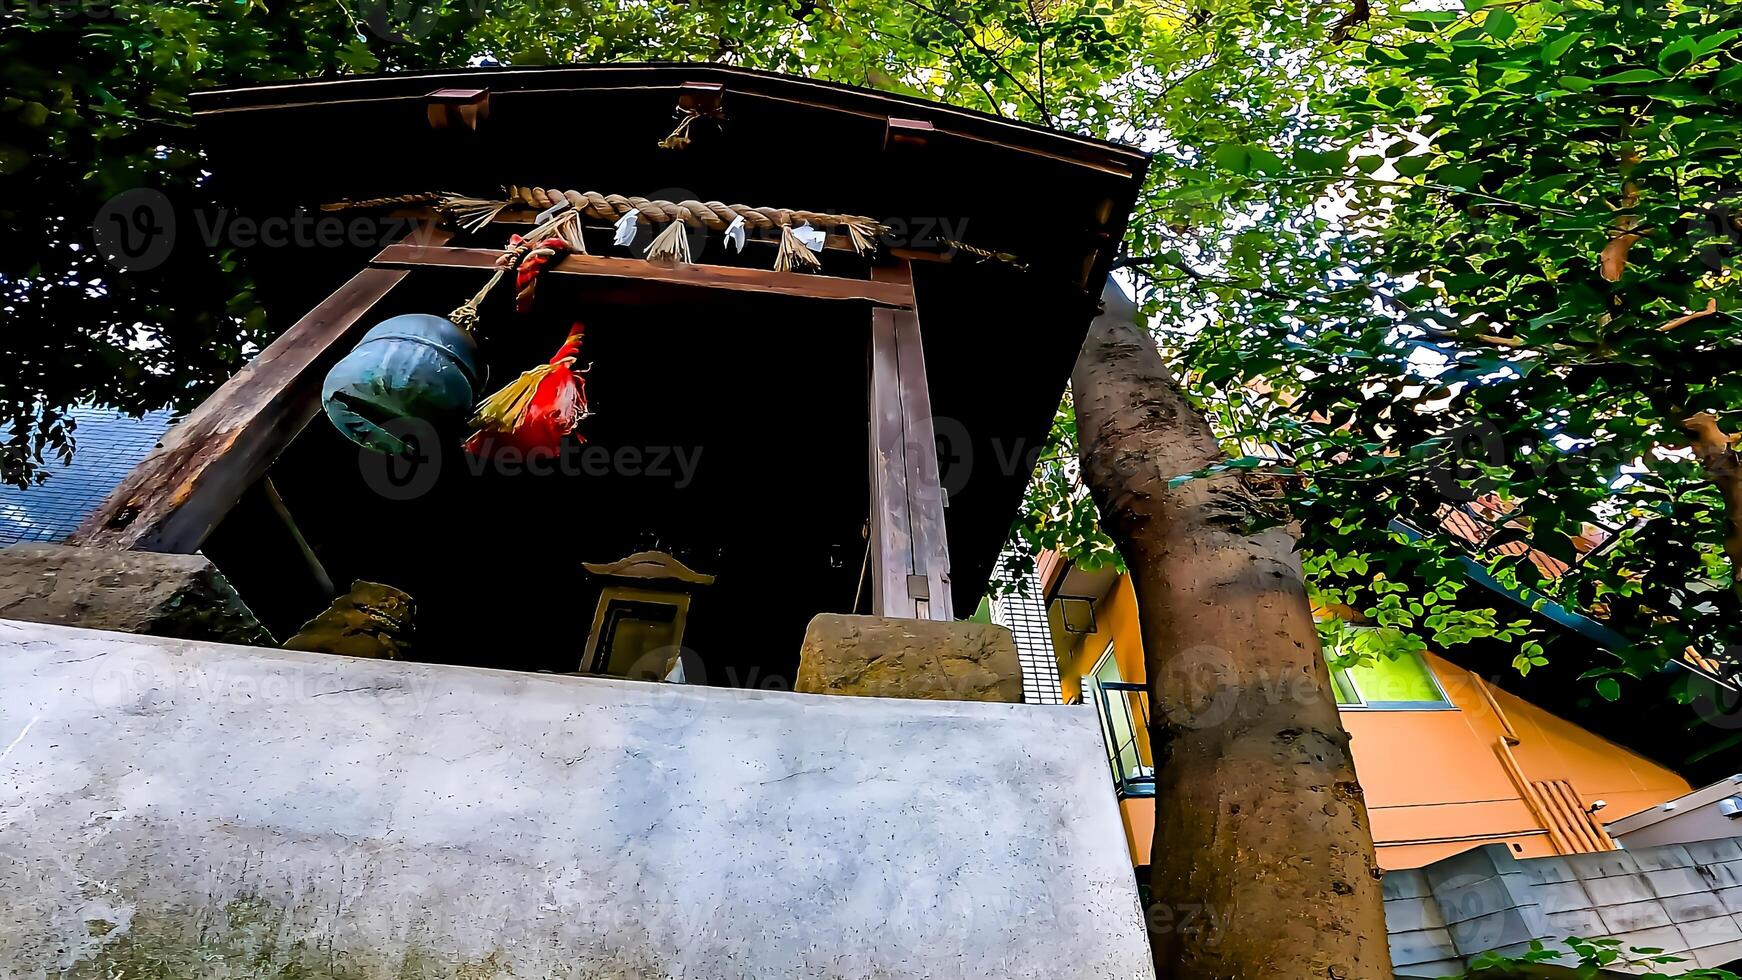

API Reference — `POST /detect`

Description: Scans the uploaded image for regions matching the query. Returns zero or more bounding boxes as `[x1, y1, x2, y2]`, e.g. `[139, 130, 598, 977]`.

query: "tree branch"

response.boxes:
[896, 0, 1054, 124]
[1680, 411, 1742, 598]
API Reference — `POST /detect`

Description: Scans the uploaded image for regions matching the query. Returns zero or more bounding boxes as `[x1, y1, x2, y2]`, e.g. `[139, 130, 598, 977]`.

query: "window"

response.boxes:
[1330, 650, 1452, 710]
[1086, 644, 1155, 797]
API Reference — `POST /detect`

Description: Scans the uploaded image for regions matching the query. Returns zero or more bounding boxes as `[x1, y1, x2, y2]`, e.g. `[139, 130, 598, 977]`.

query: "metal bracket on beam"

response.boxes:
[426, 88, 489, 131]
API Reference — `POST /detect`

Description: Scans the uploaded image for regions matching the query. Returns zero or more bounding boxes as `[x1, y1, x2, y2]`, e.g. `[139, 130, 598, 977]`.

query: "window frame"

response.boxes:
[1331, 650, 1456, 712]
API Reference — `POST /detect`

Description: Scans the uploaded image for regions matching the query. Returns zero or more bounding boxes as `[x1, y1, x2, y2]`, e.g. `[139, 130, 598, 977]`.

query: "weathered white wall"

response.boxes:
[0, 619, 1153, 979]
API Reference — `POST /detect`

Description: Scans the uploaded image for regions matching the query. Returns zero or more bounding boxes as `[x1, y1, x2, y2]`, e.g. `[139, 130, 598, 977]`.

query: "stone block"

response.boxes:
[1388, 927, 1457, 967]
[1386, 897, 1448, 933]
[1678, 913, 1742, 949]
[1597, 899, 1672, 934]
[1611, 924, 1689, 957]
[1395, 958, 1465, 978]
[1584, 873, 1655, 907]
[1546, 908, 1605, 936]
[1694, 938, 1742, 971]
[1705, 859, 1742, 890]
[1423, 843, 1522, 887]
[0, 543, 266, 645]
[796, 614, 1023, 703]
[1664, 892, 1729, 924]
[1645, 866, 1711, 899]
[1718, 886, 1742, 914]
[1634, 843, 1695, 871]
[1522, 855, 1577, 885]
[1566, 849, 1639, 880]
[1535, 880, 1595, 915]
[1688, 838, 1742, 866]
[1446, 908, 1542, 954]
[1384, 869, 1432, 902]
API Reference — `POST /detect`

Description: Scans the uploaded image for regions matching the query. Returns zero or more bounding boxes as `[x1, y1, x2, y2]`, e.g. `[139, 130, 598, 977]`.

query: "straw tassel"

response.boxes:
[644, 219, 693, 264]
[659, 110, 701, 150]
[774, 223, 821, 273]
[437, 195, 512, 233]
[553, 209, 587, 255]
[844, 220, 879, 257]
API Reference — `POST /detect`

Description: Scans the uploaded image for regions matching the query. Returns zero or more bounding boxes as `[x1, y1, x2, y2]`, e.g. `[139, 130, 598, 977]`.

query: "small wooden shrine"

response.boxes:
[70, 65, 1147, 686]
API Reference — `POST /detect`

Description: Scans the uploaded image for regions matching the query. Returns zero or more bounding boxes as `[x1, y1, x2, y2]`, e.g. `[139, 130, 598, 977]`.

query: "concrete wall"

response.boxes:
[0, 619, 1153, 980]
[1385, 840, 1742, 976]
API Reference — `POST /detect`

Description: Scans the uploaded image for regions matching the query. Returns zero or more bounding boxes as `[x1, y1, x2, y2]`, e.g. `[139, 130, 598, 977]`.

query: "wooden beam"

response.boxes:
[867, 260, 952, 620]
[68, 235, 438, 552]
[370, 244, 914, 309]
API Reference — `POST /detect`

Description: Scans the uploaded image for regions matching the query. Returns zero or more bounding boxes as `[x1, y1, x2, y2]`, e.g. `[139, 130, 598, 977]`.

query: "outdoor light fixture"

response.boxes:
[1719, 797, 1742, 819]
[1057, 596, 1097, 635]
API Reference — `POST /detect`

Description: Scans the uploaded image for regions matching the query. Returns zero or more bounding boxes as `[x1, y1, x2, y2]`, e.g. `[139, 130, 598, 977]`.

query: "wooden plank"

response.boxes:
[866, 260, 951, 621]
[868, 303, 914, 619]
[879, 261, 952, 620]
[68, 247, 428, 552]
[371, 244, 914, 309]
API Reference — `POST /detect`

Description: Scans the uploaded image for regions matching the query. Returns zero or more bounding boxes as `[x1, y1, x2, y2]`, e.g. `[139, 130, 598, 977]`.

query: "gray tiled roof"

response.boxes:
[0, 408, 175, 546]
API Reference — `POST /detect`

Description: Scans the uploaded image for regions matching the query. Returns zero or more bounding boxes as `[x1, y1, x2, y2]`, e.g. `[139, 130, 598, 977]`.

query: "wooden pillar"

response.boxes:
[867, 260, 952, 620]
[68, 232, 439, 553]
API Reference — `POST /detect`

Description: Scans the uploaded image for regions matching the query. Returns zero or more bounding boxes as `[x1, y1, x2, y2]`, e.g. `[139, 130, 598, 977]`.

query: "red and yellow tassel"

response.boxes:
[464, 324, 589, 458]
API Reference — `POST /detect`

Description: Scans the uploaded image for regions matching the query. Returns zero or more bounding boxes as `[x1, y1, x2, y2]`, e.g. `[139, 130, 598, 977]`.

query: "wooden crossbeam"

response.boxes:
[69, 232, 444, 552]
[369, 244, 915, 309]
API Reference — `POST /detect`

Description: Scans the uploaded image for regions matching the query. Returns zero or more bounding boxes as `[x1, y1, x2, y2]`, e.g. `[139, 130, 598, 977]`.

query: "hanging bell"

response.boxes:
[321, 313, 480, 455]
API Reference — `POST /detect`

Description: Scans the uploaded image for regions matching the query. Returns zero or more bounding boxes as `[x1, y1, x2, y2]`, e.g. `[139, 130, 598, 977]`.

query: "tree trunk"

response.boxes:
[1072, 278, 1390, 979]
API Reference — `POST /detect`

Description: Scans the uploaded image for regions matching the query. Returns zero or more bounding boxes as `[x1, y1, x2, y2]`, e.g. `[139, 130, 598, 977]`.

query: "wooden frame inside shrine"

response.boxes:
[69, 65, 1147, 682]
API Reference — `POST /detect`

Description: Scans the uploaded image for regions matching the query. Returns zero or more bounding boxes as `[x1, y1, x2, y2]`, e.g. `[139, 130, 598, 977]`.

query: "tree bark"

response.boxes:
[1680, 411, 1742, 599]
[1072, 278, 1390, 979]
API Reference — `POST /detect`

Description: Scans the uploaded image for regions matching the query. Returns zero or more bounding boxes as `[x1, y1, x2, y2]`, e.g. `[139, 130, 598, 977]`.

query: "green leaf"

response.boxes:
[1394, 154, 1431, 177]
[1596, 677, 1621, 701]
[1484, 9, 1517, 41]
[1247, 145, 1286, 175]
[1434, 162, 1484, 188]
[1210, 143, 1251, 175]
[1658, 39, 1696, 74]
[1602, 68, 1662, 84]
[1540, 32, 1581, 64]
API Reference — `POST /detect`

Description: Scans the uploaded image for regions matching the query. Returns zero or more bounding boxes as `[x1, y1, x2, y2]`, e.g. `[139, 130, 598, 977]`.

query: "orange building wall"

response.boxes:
[1058, 576, 1146, 705]
[1058, 573, 1693, 871]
